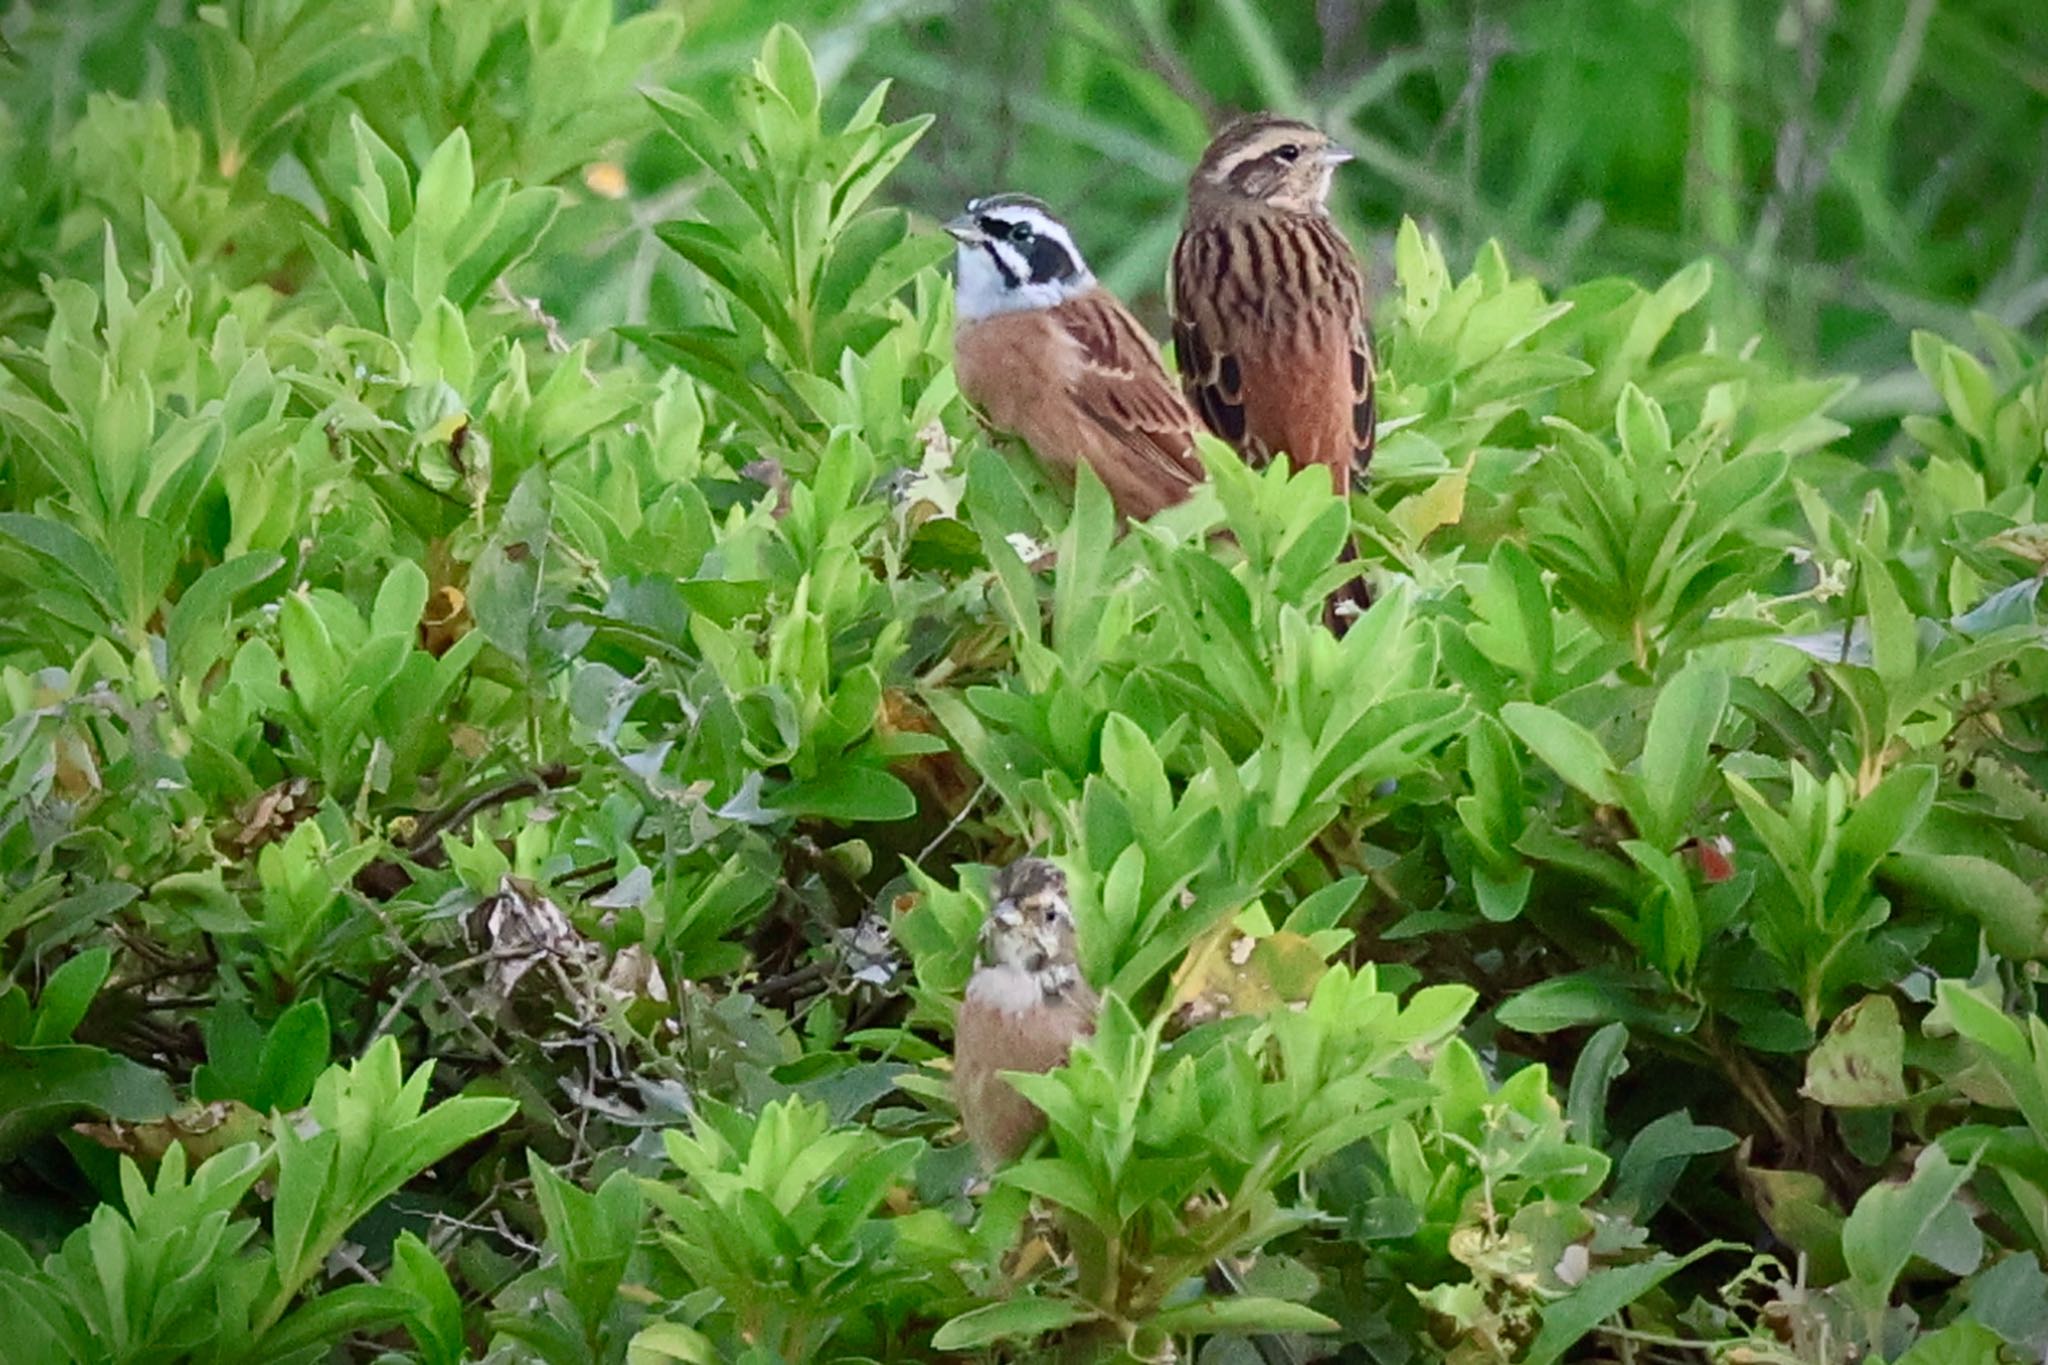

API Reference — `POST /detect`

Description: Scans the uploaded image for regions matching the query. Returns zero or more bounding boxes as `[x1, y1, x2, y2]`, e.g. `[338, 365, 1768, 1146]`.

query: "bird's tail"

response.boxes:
[1323, 537, 1372, 637]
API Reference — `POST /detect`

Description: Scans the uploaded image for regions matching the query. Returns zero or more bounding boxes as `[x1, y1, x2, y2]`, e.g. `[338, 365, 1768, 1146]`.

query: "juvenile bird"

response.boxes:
[1170, 114, 1376, 630]
[948, 195, 1208, 523]
[952, 857, 1098, 1167]
[951, 858, 1302, 1365]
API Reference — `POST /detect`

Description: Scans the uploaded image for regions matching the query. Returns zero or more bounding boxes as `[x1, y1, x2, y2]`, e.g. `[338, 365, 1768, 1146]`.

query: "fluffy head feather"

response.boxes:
[978, 856, 1082, 991]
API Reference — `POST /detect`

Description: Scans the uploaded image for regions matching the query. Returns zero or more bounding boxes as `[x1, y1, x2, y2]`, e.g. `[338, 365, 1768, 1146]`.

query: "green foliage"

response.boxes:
[639, 1095, 943, 1361]
[936, 970, 1472, 1356]
[0, 4, 2044, 1364]
[0, 1039, 509, 1365]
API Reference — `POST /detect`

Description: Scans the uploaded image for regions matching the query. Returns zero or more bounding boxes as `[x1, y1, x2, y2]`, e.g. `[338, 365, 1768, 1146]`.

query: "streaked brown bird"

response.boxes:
[1170, 113, 1376, 630]
[952, 857, 1098, 1167]
[950, 858, 1304, 1365]
[947, 195, 1207, 522]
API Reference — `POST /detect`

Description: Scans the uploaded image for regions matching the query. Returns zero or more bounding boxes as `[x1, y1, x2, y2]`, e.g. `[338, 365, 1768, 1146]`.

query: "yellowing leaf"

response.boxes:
[1168, 921, 1328, 1028]
[1801, 995, 1908, 1108]
[1388, 454, 1475, 545]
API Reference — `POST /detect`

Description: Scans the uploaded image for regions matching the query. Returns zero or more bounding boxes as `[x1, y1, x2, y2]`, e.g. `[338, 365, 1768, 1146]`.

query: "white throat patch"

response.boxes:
[953, 246, 1093, 319]
[966, 964, 1049, 1015]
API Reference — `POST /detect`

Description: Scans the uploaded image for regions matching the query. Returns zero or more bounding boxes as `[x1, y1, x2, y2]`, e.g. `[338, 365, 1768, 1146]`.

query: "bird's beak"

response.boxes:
[1320, 144, 1356, 167]
[944, 212, 986, 244]
[991, 898, 1022, 928]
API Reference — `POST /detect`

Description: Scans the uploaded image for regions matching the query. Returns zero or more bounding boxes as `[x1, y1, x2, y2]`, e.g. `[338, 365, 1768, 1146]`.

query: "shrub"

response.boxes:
[1, 6, 2045, 1364]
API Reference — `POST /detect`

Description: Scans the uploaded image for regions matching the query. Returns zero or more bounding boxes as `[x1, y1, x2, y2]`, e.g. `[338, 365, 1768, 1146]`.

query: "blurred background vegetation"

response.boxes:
[10, 0, 2045, 428]
[2, 1, 2046, 1357]
[868, 0, 2048, 423]
[657, 0, 2048, 422]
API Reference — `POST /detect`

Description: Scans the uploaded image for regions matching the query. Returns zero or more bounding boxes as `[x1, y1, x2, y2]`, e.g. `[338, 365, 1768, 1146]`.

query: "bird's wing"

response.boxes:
[1169, 226, 1257, 461]
[1346, 295, 1378, 488]
[1050, 289, 1208, 493]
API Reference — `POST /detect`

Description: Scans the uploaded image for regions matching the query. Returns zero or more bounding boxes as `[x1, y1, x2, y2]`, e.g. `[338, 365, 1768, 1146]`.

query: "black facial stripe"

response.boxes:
[976, 215, 1081, 288]
[979, 240, 1020, 290]
[1022, 232, 1078, 285]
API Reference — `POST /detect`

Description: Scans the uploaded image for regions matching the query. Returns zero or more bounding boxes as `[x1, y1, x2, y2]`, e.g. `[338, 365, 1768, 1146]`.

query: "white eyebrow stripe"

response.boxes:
[1211, 144, 1269, 178]
[977, 205, 1091, 278]
[1207, 126, 1318, 179]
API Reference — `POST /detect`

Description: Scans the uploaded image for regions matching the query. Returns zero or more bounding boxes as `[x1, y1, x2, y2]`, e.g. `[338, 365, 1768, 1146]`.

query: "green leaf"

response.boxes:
[1934, 345, 1999, 441]
[627, 1323, 720, 1364]
[470, 469, 555, 670]
[1472, 861, 1533, 923]
[1830, 764, 1936, 915]
[655, 221, 800, 359]
[166, 552, 285, 683]
[412, 128, 476, 251]
[446, 187, 560, 309]
[1610, 1110, 1736, 1221]
[0, 513, 121, 631]
[254, 997, 332, 1112]
[28, 947, 112, 1045]
[279, 590, 343, 717]
[1616, 383, 1672, 466]
[1935, 981, 2048, 1139]
[1859, 551, 1919, 688]
[1616, 259, 1713, 379]
[1843, 1145, 1980, 1309]
[0, 1044, 177, 1160]
[1634, 664, 1727, 847]
[999, 1159, 1111, 1227]
[193, 1001, 265, 1103]
[1522, 1243, 1733, 1365]
[1150, 1296, 1341, 1336]
[1894, 1321, 2008, 1365]
[386, 1232, 466, 1365]
[756, 23, 819, 125]
[1502, 703, 1620, 806]
[302, 229, 381, 327]
[531, 1156, 642, 1333]
[766, 767, 916, 823]
[369, 559, 430, 641]
[1565, 1022, 1630, 1149]
[1744, 1164, 1847, 1282]
[1496, 971, 1699, 1035]
[930, 1297, 1091, 1350]
[1880, 853, 2048, 961]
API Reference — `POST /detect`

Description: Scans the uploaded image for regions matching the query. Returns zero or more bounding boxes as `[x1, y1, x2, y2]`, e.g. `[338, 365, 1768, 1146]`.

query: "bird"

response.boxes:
[1169, 113, 1376, 632]
[947, 194, 1208, 523]
[951, 857, 1304, 1365]
[952, 856, 1099, 1167]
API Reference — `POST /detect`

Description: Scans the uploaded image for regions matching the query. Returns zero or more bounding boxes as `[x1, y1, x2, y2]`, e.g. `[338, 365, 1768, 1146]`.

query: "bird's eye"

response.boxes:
[1041, 904, 1062, 924]
[1011, 222, 1035, 244]
[1275, 143, 1301, 163]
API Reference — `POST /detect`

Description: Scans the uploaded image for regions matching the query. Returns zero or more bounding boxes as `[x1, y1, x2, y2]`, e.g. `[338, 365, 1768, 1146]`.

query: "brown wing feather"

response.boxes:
[1170, 225, 1256, 460]
[1349, 314, 1378, 489]
[1050, 290, 1208, 500]
[952, 290, 1204, 523]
